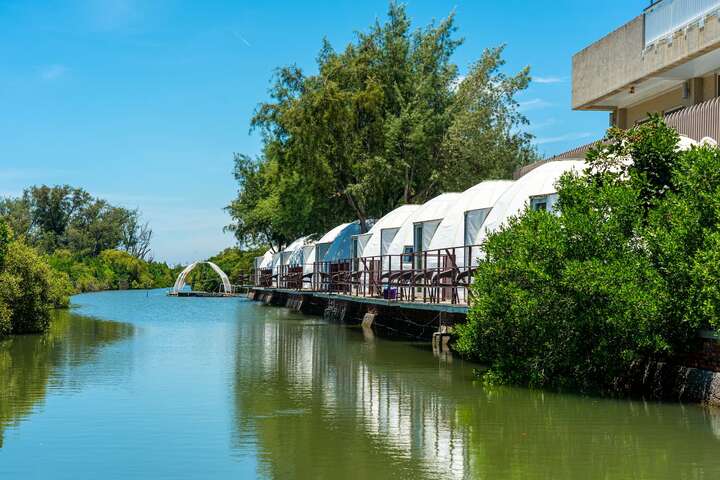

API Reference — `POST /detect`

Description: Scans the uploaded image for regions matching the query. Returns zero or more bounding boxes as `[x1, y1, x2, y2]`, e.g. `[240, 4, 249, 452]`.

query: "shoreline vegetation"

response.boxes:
[456, 117, 720, 393]
[0, 185, 180, 340]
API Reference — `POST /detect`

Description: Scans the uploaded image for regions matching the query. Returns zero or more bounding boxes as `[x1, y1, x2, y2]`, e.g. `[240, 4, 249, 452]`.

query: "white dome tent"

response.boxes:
[427, 180, 513, 268]
[480, 160, 586, 245]
[254, 249, 274, 270]
[385, 193, 461, 270]
[357, 205, 420, 259]
[279, 236, 312, 266]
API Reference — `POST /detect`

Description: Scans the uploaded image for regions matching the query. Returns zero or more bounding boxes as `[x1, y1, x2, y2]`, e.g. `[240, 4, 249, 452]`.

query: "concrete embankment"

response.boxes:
[248, 287, 464, 343]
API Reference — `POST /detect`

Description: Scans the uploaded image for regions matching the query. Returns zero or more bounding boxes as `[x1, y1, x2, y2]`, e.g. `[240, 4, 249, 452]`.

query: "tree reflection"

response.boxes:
[0, 309, 133, 447]
[231, 308, 720, 479]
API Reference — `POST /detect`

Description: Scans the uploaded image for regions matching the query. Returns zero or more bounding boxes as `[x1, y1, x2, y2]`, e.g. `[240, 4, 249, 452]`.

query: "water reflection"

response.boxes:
[0, 309, 134, 447]
[232, 308, 720, 479]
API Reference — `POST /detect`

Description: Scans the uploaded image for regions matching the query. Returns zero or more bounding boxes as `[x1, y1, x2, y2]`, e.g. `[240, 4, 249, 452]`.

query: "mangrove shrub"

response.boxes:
[456, 117, 720, 391]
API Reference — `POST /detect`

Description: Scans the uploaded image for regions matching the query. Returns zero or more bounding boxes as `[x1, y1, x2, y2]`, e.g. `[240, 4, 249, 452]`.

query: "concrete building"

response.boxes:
[573, 0, 720, 134]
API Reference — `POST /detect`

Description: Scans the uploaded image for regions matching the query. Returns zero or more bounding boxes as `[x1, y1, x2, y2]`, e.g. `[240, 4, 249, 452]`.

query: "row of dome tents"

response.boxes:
[254, 159, 587, 290]
[250, 135, 719, 301]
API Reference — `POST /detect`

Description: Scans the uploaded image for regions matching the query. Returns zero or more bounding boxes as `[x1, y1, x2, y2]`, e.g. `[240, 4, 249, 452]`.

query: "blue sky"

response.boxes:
[0, 0, 648, 264]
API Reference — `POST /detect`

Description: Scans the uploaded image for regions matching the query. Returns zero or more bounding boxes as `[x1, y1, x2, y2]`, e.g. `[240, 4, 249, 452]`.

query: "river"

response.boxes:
[1, 289, 720, 479]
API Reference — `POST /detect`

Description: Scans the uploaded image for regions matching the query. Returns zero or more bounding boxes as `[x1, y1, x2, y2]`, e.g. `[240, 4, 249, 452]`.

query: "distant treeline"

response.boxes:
[0, 185, 179, 338]
[225, 3, 538, 253]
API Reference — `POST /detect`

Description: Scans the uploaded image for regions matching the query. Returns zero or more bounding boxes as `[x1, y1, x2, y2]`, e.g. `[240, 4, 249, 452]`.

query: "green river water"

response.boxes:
[1, 289, 719, 479]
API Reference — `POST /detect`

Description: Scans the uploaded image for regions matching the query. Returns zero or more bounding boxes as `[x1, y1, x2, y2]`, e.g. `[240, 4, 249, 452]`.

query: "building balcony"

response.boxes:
[573, 0, 720, 117]
[646, 0, 720, 48]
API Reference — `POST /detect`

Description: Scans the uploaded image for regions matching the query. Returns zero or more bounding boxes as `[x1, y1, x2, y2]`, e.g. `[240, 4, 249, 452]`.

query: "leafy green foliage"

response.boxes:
[227, 2, 537, 251]
[46, 249, 178, 293]
[0, 241, 56, 336]
[1, 185, 153, 260]
[456, 117, 720, 392]
[1, 184, 176, 296]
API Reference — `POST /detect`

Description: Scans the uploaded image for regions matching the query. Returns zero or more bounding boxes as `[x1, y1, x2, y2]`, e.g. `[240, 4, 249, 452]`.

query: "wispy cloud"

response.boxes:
[232, 30, 252, 47]
[39, 64, 67, 81]
[528, 117, 557, 131]
[518, 98, 553, 112]
[534, 75, 566, 84]
[535, 132, 593, 146]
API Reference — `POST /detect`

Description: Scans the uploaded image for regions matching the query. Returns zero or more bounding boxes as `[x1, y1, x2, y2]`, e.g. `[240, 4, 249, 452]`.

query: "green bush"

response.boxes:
[0, 241, 56, 335]
[456, 117, 720, 392]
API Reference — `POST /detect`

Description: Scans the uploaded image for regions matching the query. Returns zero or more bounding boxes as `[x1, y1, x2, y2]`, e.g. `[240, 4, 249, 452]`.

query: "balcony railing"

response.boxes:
[249, 244, 485, 306]
[645, 0, 720, 47]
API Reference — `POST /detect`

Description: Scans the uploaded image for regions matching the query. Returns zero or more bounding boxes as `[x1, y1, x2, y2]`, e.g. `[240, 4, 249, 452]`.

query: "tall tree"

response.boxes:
[229, 2, 537, 244]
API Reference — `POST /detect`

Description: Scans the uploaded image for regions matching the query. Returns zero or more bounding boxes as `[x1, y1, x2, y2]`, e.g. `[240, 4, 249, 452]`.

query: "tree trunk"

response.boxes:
[345, 192, 368, 233]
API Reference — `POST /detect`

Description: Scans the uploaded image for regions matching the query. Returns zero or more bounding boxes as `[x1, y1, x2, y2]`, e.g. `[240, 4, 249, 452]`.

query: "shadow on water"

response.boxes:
[231, 306, 720, 480]
[0, 309, 134, 448]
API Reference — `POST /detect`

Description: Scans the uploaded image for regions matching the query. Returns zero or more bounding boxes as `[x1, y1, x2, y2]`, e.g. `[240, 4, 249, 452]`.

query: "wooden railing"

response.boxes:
[251, 244, 484, 305]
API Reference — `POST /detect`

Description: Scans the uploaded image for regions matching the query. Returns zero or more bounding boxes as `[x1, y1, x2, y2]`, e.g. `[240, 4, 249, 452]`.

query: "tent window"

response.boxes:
[402, 246, 414, 264]
[464, 208, 490, 246]
[315, 243, 330, 264]
[530, 196, 548, 211]
[380, 228, 399, 257]
[413, 224, 423, 255]
[421, 220, 440, 250]
[530, 194, 560, 213]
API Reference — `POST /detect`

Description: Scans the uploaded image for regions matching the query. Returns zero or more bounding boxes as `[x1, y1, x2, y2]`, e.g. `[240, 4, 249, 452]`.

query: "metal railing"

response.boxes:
[251, 244, 484, 306]
[645, 0, 720, 47]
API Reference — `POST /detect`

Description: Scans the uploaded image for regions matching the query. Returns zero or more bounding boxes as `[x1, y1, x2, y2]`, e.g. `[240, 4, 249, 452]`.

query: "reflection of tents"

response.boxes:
[428, 180, 513, 267]
[357, 205, 420, 258]
[385, 193, 461, 267]
[480, 160, 586, 244]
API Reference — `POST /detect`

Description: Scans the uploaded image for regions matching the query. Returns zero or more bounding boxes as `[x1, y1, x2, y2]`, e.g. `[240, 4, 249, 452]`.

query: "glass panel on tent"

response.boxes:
[413, 224, 423, 268]
[421, 220, 440, 250]
[530, 195, 548, 211]
[530, 194, 560, 213]
[356, 233, 371, 257]
[315, 243, 330, 264]
[464, 209, 490, 246]
[351, 236, 359, 270]
[380, 228, 399, 257]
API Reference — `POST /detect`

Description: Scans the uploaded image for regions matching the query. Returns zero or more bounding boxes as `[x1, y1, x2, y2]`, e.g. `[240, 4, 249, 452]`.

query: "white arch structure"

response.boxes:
[172, 261, 232, 294]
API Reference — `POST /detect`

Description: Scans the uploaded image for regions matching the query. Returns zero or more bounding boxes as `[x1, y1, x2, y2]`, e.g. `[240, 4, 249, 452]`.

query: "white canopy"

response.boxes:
[428, 180, 513, 252]
[255, 249, 274, 270]
[279, 236, 312, 266]
[385, 193, 461, 265]
[423, 180, 514, 268]
[300, 243, 317, 275]
[481, 160, 586, 243]
[358, 204, 420, 258]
